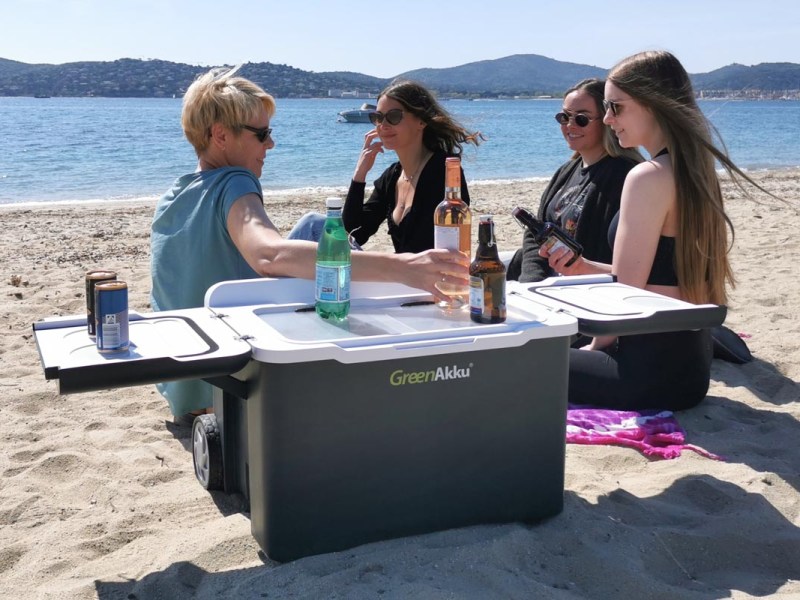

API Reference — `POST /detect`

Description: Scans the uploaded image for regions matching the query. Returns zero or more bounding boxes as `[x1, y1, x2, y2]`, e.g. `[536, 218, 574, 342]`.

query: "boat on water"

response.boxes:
[338, 102, 376, 123]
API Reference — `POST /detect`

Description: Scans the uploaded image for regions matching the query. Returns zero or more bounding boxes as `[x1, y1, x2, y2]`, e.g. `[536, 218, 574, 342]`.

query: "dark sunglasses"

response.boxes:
[602, 99, 627, 117]
[554, 112, 598, 128]
[368, 109, 404, 126]
[240, 124, 273, 143]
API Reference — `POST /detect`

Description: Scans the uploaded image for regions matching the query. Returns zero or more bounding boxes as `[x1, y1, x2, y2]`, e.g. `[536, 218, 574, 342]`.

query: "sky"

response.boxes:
[1, 0, 798, 77]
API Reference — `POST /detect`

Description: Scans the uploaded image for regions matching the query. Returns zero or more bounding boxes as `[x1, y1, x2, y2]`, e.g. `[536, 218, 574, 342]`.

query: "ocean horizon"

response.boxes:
[2, 96, 799, 206]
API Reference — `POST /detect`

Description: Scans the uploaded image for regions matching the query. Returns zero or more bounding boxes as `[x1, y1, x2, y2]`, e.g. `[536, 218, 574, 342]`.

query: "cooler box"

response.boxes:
[32, 276, 725, 561]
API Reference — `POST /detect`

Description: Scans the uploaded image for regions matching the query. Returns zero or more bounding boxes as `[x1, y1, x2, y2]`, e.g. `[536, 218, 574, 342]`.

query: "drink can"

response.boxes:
[95, 280, 129, 353]
[85, 270, 117, 338]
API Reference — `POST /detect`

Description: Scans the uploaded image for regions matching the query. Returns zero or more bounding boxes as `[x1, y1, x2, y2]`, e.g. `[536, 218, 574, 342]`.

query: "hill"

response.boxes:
[0, 58, 388, 98]
[691, 62, 800, 96]
[0, 55, 798, 99]
[398, 54, 605, 96]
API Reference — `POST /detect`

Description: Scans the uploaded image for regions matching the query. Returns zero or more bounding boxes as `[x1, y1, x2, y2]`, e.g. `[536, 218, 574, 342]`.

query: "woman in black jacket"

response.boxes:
[507, 78, 642, 282]
[343, 80, 483, 253]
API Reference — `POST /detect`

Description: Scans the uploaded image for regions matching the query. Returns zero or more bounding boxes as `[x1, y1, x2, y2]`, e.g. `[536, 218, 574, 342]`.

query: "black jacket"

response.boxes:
[343, 150, 470, 253]
[513, 155, 636, 282]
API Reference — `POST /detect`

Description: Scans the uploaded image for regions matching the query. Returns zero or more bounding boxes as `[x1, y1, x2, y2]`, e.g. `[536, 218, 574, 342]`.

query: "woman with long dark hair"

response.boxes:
[343, 79, 483, 253]
[508, 77, 642, 282]
[545, 51, 766, 410]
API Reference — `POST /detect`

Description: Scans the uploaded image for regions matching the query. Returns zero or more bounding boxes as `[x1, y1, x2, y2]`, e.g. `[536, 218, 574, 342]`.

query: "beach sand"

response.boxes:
[1, 170, 799, 599]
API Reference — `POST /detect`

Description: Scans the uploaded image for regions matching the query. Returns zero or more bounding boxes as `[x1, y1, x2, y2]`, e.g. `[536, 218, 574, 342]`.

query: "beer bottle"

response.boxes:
[511, 206, 583, 267]
[469, 215, 506, 324]
[433, 157, 471, 310]
[315, 197, 351, 320]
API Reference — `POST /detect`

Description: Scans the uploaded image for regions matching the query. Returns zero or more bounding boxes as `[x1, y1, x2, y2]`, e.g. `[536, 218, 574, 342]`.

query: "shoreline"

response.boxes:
[2, 165, 799, 210]
[2, 172, 799, 598]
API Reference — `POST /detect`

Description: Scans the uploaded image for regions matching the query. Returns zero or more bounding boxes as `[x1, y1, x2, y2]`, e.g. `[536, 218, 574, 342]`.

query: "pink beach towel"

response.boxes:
[566, 405, 723, 460]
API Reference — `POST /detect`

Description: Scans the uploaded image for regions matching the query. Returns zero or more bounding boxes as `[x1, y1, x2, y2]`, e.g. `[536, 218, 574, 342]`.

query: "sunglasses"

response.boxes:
[554, 112, 599, 128]
[602, 99, 627, 117]
[368, 109, 404, 126]
[240, 124, 273, 143]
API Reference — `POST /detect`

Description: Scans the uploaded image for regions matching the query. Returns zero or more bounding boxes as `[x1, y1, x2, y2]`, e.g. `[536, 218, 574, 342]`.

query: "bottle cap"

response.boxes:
[325, 197, 343, 208]
[479, 214, 494, 222]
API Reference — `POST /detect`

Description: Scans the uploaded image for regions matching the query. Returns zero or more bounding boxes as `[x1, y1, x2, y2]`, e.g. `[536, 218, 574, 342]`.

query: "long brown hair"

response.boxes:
[608, 51, 746, 305]
[380, 79, 483, 155]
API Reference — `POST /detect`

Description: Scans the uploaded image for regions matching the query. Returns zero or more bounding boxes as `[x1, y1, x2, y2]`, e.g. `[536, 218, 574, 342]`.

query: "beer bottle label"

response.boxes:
[542, 235, 570, 255]
[469, 276, 485, 315]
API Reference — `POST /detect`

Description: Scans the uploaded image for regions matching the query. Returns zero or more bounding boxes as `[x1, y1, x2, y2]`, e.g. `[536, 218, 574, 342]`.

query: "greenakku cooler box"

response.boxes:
[32, 276, 725, 561]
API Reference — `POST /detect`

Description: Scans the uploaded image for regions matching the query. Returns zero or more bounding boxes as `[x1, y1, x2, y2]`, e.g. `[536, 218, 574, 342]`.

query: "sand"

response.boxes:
[1, 170, 799, 599]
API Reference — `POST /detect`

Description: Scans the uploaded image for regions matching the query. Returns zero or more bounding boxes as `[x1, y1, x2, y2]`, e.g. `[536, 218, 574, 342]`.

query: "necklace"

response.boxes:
[400, 151, 432, 184]
[396, 151, 432, 221]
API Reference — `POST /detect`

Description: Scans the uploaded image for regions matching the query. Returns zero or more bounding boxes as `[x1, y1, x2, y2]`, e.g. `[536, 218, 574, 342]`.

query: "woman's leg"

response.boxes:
[287, 212, 363, 249]
[568, 330, 712, 411]
[287, 212, 326, 242]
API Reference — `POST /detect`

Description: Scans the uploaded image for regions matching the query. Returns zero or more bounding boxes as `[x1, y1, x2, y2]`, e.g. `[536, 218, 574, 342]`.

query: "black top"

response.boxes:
[342, 150, 470, 253]
[516, 155, 637, 282]
[607, 147, 678, 287]
[608, 213, 678, 286]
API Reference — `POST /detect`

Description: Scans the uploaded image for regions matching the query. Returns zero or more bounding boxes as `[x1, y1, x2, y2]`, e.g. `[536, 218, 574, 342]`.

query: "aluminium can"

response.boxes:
[95, 280, 129, 353]
[85, 270, 117, 338]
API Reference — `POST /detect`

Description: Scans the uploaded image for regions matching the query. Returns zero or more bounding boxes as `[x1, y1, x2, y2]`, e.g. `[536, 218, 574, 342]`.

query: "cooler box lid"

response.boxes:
[204, 278, 577, 365]
[508, 275, 727, 336]
[33, 275, 727, 393]
[33, 310, 252, 394]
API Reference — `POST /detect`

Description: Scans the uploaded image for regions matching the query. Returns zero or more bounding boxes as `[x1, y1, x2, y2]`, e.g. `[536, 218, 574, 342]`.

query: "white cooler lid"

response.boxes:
[206, 278, 577, 364]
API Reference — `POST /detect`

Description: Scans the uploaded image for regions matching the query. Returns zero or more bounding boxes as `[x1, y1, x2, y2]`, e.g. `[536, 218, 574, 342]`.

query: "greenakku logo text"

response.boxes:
[389, 363, 473, 386]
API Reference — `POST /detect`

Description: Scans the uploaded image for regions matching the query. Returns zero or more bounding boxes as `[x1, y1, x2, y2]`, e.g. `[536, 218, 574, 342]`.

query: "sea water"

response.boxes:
[1, 96, 798, 205]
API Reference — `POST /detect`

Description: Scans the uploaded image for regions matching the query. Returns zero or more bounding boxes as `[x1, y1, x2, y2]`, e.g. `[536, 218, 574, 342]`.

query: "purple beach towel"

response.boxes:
[566, 405, 723, 460]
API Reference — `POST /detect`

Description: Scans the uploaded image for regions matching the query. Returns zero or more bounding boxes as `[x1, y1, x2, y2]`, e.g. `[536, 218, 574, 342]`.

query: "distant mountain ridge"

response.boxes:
[399, 55, 605, 95]
[1, 54, 798, 98]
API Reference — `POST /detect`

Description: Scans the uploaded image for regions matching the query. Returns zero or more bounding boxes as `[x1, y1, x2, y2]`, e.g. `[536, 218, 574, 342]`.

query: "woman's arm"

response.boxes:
[342, 178, 388, 246]
[343, 129, 390, 245]
[228, 193, 319, 279]
[227, 193, 469, 300]
[519, 161, 573, 282]
[611, 161, 674, 290]
[519, 227, 551, 282]
[582, 161, 674, 351]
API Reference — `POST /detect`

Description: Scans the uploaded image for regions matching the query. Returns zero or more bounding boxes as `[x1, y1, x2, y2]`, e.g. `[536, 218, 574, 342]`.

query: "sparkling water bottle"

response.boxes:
[315, 197, 351, 320]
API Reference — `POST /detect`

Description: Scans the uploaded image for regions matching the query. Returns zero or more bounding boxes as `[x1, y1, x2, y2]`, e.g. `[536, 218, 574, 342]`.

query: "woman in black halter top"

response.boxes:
[538, 51, 762, 411]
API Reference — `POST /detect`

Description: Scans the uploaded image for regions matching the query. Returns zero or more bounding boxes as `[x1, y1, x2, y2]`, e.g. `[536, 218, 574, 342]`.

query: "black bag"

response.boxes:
[711, 325, 753, 364]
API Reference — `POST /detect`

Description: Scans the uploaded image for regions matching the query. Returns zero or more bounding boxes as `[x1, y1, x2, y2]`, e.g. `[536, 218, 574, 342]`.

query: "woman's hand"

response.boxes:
[353, 129, 384, 182]
[584, 335, 617, 351]
[539, 244, 584, 276]
[539, 245, 612, 277]
[398, 248, 471, 302]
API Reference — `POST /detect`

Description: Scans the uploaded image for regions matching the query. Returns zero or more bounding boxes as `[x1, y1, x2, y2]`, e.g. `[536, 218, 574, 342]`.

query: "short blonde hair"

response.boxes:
[181, 66, 276, 155]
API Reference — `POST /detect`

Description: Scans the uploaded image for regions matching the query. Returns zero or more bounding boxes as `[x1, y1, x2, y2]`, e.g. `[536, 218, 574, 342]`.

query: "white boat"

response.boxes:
[338, 102, 376, 123]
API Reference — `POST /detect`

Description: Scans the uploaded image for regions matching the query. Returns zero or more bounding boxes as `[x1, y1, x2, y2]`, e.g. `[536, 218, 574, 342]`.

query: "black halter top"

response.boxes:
[608, 148, 678, 286]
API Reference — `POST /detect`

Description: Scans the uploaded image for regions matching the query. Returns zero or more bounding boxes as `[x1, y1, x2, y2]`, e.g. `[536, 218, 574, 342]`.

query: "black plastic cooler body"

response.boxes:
[240, 338, 568, 561]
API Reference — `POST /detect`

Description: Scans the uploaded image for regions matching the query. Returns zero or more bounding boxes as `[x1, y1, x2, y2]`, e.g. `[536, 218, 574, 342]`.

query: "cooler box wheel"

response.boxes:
[192, 414, 223, 490]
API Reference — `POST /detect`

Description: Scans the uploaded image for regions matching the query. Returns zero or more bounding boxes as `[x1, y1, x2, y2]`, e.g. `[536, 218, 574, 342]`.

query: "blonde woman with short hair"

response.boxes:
[151, 67, 468, 422]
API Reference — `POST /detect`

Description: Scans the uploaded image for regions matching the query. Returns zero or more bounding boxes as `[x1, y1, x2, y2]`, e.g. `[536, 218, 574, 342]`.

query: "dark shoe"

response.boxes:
[173, 409, 207, 426]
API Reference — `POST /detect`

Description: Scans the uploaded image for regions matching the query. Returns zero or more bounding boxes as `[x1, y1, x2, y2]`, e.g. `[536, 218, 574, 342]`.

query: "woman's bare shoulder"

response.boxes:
[624, 157, 674, 199]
